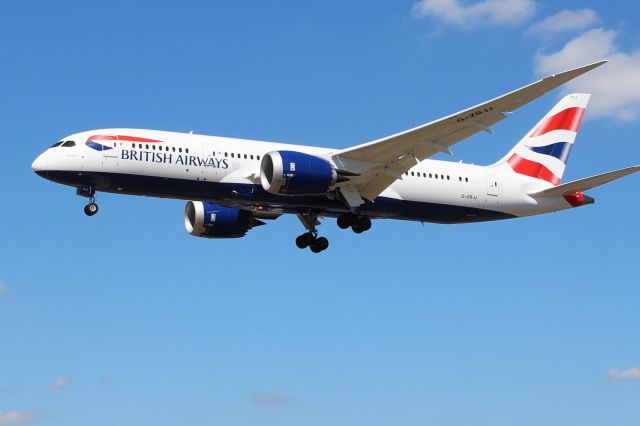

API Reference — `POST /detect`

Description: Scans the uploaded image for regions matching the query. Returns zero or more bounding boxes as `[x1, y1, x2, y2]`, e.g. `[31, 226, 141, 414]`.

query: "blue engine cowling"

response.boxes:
[260, 150, 336, 195]
[184, 201, 260, 238]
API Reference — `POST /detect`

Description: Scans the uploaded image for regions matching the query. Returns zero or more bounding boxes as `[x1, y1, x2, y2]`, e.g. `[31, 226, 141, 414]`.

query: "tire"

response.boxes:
[357, 216, 371, 231]
[337, 214, 351, 229]
[352, 225, 364, 234]
[296, 234, 309, 249]
[310, 244, 323, 253]
[315, 237, 329, 251]
[84, 203, 99, 216]
[296, 232, 314, 249]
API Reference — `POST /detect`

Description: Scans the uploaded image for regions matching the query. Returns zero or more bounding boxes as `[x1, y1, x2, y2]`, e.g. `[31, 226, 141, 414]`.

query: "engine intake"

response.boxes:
[184, 201, 262, 238]
[260, 150, 336, 195]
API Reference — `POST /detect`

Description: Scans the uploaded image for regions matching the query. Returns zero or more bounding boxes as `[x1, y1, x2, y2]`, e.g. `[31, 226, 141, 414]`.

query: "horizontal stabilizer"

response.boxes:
[529, 166, 640, 197]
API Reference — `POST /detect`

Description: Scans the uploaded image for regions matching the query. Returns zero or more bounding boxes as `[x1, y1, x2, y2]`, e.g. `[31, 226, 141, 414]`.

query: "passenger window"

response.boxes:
[172, 147, 175, 152]
[225, 152, 228, 157]
[447, 175, 450, 180]
[441, 174, 444, 179]
[465, 177, 469, 182]
[186, 148, 189, 153]
[250, 155, 254, 160]
[152, 145, 156, 150]
[179, 148, 182, 153]
[257, 155, 260, 160]
[231, 153, 235, 158]
[429, 173, 432, 178]
[244, 154, 247, 159]
[435, 174, 438, 179]
[145, 144, 149, 149]
[410, 172, 414, 176]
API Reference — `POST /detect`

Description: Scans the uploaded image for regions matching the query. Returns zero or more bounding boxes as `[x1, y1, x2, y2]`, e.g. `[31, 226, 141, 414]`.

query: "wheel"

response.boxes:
[316, 237, 329, 251]
[337, 214, 352, 229]
[309, 237, 329, 253]
[295, 232, 314, 249]
[84, 202, 99, 216]
[356, 216, 371, 231]
[310, 244, 323, 253]
[352, 225, 364, 234]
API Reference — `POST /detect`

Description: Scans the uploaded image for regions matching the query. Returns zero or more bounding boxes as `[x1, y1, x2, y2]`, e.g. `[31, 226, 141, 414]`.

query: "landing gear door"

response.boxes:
[486, 174, 499, 197]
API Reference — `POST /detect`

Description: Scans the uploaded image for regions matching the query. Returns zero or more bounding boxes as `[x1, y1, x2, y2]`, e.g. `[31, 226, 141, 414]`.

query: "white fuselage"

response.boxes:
[32, 128, 577, 224]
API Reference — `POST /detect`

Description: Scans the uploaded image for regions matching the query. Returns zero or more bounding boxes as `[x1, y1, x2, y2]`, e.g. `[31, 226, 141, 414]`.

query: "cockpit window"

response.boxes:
[50, 141, 64, 148]
[61, 140, 76, 147]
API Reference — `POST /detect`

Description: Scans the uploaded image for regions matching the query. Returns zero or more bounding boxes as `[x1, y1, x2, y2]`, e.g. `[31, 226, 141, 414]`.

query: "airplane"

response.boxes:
[32, 60, 639, 253]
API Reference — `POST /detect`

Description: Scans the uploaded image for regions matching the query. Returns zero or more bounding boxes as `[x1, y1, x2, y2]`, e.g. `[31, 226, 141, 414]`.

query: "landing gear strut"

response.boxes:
[77, 185, 99, 216]
[337, 213, 371, 233]
[296, 213, 329, 253]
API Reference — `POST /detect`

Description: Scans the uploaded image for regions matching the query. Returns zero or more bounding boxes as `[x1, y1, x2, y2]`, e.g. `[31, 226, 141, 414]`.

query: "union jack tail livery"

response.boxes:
[495, 93, 589, 186]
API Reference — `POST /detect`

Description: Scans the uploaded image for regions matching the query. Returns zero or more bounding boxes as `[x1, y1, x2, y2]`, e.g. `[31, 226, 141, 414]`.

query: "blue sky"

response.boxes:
[1, 1, 639, 425]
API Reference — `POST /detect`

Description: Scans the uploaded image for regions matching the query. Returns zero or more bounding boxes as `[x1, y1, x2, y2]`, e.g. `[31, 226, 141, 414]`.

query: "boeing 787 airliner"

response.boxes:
[32, 61, 638, 252]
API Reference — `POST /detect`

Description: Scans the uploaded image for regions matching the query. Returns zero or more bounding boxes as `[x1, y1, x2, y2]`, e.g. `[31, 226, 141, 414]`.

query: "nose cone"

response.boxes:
[32, 152, 48, 176]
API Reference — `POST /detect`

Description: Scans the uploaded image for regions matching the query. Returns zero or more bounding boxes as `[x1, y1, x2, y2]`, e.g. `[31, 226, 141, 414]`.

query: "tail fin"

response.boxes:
[492, 93, 590, 186]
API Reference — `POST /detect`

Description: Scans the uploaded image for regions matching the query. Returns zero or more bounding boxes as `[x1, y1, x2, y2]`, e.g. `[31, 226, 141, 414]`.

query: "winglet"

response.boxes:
[542, 60, 608, 83]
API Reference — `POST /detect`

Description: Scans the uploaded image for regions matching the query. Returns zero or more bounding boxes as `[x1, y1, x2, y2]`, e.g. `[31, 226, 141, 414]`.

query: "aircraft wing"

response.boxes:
[331, 60, 607, 203]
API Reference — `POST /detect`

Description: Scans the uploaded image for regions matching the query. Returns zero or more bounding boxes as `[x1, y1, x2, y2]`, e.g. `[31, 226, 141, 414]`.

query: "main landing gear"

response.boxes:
[337, 213, 371, 234]
[296, 213, 329, 253]
[77, 185, 99, 216]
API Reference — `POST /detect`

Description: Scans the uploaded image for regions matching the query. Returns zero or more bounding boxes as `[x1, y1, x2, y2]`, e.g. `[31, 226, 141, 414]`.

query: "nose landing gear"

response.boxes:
[77, 185, 99, 216]
[84, 200, 99, 216]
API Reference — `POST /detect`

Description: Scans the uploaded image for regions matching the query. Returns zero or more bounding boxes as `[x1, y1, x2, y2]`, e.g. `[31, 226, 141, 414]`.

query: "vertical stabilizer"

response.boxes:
[492, 93, 590, 186]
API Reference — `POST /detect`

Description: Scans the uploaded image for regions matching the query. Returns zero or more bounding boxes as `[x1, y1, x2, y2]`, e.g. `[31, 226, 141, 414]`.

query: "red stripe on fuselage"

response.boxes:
[508, 153, 561, 185]
[88, 135, 163, 143]
[530, 107, 585, 137]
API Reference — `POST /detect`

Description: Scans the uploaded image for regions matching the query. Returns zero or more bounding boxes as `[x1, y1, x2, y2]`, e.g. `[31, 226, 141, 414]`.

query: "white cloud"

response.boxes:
[535, 28, 640, 121]
[412, 0, 536, 28]
[51, 376, 71, 390]
[527, 9, 600, 37]
[248, 392, 290, 406]
[0, 411, 34, 425]
[608, 367, 640, 379]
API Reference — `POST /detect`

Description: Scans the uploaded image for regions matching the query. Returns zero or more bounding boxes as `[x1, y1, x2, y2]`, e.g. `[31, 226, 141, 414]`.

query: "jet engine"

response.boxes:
[184, 201, 263, 238]
[260, 150, 337, 195]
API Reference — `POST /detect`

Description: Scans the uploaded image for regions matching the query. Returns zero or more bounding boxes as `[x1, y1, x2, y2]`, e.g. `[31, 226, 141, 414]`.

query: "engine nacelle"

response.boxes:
[260, 150, 336, 195]
[184, 201, 257, 238]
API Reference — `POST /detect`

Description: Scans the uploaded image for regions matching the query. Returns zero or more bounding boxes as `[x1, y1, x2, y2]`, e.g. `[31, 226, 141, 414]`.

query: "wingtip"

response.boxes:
[548, 59, 606, 77]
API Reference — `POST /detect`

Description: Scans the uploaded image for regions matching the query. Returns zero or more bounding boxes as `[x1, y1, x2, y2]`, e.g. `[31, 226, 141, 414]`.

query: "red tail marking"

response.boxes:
[530, 107, 585, 137]
[508, 154, 561, 185]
